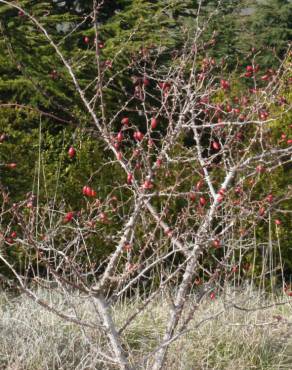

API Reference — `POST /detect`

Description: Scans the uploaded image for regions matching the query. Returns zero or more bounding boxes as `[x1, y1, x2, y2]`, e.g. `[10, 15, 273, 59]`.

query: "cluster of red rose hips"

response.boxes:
[82, 186, 97, 198]
[5, 230, 17, 244]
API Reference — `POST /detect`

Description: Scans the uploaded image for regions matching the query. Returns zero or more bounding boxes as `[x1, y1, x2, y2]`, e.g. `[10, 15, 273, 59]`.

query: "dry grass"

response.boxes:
[0, 287, 292, 369]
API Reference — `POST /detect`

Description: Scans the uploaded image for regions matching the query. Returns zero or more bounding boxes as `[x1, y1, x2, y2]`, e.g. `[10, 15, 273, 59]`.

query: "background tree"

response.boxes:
[239, 0, 292, 66]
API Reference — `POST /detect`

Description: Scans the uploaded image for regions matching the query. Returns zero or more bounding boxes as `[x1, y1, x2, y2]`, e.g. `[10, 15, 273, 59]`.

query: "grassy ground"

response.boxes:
[0, 287, 292, 369]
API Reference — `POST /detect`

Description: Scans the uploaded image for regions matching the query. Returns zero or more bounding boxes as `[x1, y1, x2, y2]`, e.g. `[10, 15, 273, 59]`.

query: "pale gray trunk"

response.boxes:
[96, 295, 132, 370]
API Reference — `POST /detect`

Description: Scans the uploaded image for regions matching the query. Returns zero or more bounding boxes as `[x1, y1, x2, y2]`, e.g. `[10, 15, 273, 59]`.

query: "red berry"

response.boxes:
[275, 219, 281, 225]
[121, 117, 129, 125]
[85, 187, 92, 197]
[278, 96, 287, 105]
[217, 195, 224, 203]
[165, 228, 173, 237]
[105, 60, 112, 68]
[150, 117, 158, 129]
[156, 158, 162, 167]
[84, 36, 89, 44]
[50, 70, 58, 80]
[123, 243, 132, 252]
[10, 231, 17, 239]
[212, 239, 221, 248]
[189, 192, 196, 201]
[200, 96, 209, 105]
[246, 65, 253, 72]
[212, 141, 220, 150]
[210, 292, 216, 300]
[64, 212, 74, 222]
[110, 195, 118, 203]
[134, 131, 144, 141]
[218, 189, 225, 195]
[143, 78, 150, 86]
[199, 197, 207, 206]
[158, 82, 170, 91]
[266, 194, 273, 203]
[82, 186, 93, 197]
[148, 139, 154, 148]
[194, 278, 202, 285]
[226, 104, 232, 113]
[287, 139, 292, 145]
[90, 189, 97, 197]
[259, 207, 265, 216]
[259, 111, 268, 120]
[6, 163, 17, 169]
[232, 265, 238, 273]
[127, 173, 133, 184]
[256, 165, 265, 173]
[99, 212, 107, 222]
[68, 146, 76, 158]
[220, 79, 230, 90]
[143, 179, 153, 189]
[235, 186, 242, 195]
[235, 132, 244, 141]
[0, 133, 7, 142]
[254, 64, 260, 73]
[196, 180, 203, 191]
[117, 131, 123, 142]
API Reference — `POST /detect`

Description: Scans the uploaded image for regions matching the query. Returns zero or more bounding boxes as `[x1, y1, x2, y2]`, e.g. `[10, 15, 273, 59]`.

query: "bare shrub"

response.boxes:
[0, 1, 291, 369]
